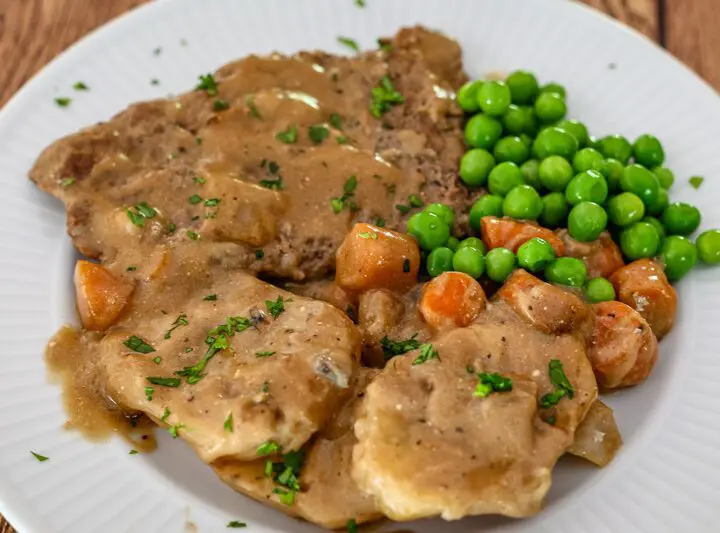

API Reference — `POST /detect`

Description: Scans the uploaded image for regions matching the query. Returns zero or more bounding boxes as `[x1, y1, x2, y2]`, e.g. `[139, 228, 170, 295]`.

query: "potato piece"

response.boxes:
[567, 400, 623, 467]
[74, 260, 134, 330]
[495, 269, 588, 334]
[587, 301, 658, 388]
[336, 223, 420, 294]
[419, 272, 486, 329]
[557, 229, 625, 279]
[609, 259, 677, 339]
[481, 216, 566, 256]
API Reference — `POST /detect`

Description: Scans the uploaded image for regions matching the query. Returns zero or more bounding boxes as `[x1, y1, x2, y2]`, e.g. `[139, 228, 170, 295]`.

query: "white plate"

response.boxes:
[1, 0, 719, 531]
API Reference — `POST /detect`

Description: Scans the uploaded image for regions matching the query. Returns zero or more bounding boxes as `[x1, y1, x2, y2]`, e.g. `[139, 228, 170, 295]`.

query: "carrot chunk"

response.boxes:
[419, 271, 487, 329]
[481, 216, 566, 256]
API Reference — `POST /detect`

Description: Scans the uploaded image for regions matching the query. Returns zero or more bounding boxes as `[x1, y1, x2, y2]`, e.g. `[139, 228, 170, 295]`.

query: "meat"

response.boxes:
[29, 28, 469, 281]
[212, 369, 381, 529]
[567, 400, 623, 467]
[352, 293, 597, 521]
[557, 229, 625, 279]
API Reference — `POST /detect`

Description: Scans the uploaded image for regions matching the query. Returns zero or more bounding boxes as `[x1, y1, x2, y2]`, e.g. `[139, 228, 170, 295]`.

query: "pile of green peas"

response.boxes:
[449, 70, 720, 284]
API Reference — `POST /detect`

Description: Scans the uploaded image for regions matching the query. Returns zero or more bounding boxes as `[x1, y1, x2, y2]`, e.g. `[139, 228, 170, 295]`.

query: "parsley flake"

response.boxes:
[255, 351, 276, 358]
[308, 125, 330, 144]
[161, 407, 171, 422]
[275, 125, 298, 144]
[403, 258, 411, 273]
[395, 204, 410, 214]
[329, 112, 343, 130]
[168, 423, 185, 438]
[164, 313, 188, 339]
[355, 0, 366, 6]
[358, 231, 378, 240]
[227, 521, 247, 528]
[145, 386, 154, 401]
[224, 412, 233, 433]
[473, 372, 513, 398]
[331, 175, 358, 214]
[257, 440, 281, 456]
[380, 334, 420, 360]
[153, 356, 162, 364]
[265, 296, 286, 319]
[126, 202, 157, 227]
[54, 97, 71, 107]
[60, 177, 76, 187]
[203, 294, 218, 301]
[540, 359, 574, 408]
[412, 343, 440, 365]
[129, 449, 139, 455]
[347, 518, 358, 533]
[73, 81, 89, 91]
[123, 335, 155, 354]
[186, 230, 200, 240]
[369, 75, 404, 118]
[193, 175, 206, 185]
[146, 376, 181, 387]
[337, 36, 360, 53]
[375, 217, 386, 227]
[689, 176, 704, 189]
[204, 198, 220, 207]
[259, 177, 284, 190]
[196, 73, 218, 96]
[272, 488, 296, 506]
[31, 451, 49, 462]
[213, 99, 230, 111]
[150, 78, 160, 86]
[189, 194, 203, 205]
[255, 249, 264, 260]
[246, 96, 262, 118]
[408, 194, 424, 208]
[127, 266, 137, 272]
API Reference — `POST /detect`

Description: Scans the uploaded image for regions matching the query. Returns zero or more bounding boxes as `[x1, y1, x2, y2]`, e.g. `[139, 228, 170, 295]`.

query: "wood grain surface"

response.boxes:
[0, 0, 717, 531]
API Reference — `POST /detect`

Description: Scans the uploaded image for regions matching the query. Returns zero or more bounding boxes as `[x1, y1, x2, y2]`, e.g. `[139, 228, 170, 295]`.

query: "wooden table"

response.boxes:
[0, 0, 717, 531]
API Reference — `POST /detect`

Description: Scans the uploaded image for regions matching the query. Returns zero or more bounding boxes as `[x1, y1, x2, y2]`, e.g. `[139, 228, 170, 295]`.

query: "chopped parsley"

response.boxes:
[380, 334, 420, 360]
[126, 202, 157, 227]
[224, 412, 233, 433]
[331, 175, 358, 214]
[31, 451, 49, 462]
[153, 47, 162, 56]
[540, 359, 575, 408]
[375, 217, 386, 227]
[369, 75, 404, 118]
[123, 335, 155, 354]
[59, 177, 76, 187]
[355, 0, 366, 7]
[255, 351, 276, 358]
[186, 230, 200, 240]
[73, 81, 89, 91]
[272, 488, 295, 506]
[690, 176, 704, 189]
[195, 136, 202, 145]
[175, 316, 252, 384]
[227, 522, 247, 528]
[408, 194, 424, 208]
[153, 356, 162, 364]
[329, 112, 343, 130]
[377, 39, 393, 52]
[395, 204, 411, 214]
[266, 449, 305, 507]
[255, 249, 264, 260]
[145, 387, 154, 401]
[127, 266, 137, 272]
[257, 440, 281, 456]
[129, 449, 139, 455]
[308, 125, 330, 144]
[347, 518, 358, 533]
[161, 407, 171, 422]
[473, 372, 513, 398]
[544, 415, 557, 426]
[167, 222, 177, 234]
[403, 258, 411, 273]
[412, 343, 440, 365]
[259, 176, 284, 190]
[336, 135, 349, 144]
[204, 198, 220, 207]
[358, 231, 378, 240]
[164, 313, 188, 339]
[213, 99, 230, 111]
[261, 381, 269, 393]
[275, 125, 298, 144]
[203, 294, 218, 301]
[193, 175, 206, 185]
[54, 97, 71, 107]
[196, 73, 218, 96]
[262, 159, 281, 175]
[265, 296, 286, 319]
[337, 36, 360, 53]
[189, 194, 203, 205]
[146, 376, 181, 387]
[150, 78, 160, 86]
[168, 423, 185, 438]
[246, 96, 262, 118]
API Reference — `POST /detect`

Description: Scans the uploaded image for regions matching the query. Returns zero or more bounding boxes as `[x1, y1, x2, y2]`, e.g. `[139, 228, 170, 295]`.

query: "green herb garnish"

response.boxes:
[186, 230, 199, 240]
[31, 451, 49, 462]
[193, 175, 206, 185]
[259, 177, 284, 190]
[347, 518, 358, 533]
[146, 376, 181, 387]
[331, 175, 358, 214]
[73, 82, 89, 91]
[375, 217, 386, 227]
[275, 125, 298, 144]
[473, 372, 513, 398]
[54, 97, 71, 108]
[227, 522, 247, 529]
[369, 75, 404, 118]
[402, 258, 411, 273]
[204, 198, 220, 207]
[224, 412, 233, 433]
[380, 334, 420, 360]
[164, 313, 188, 339]
[150, 78, 160, 86]
[358, 231, 378, 240]
[539, 359, 574, 408]
[329, 112, 343, 130]
[153, 356, 162, 364]
[203, 294, 218, 301]
[213, 99, 230, 111]
[246, 96, 261, 118]
[265, 296, 286, 319]
[690, 176, 704, 189]
[168, 423, 185, 438]
[196, 73, 218, 96]
[123, 336, 155, 354]
[257, 440, 281, 456]
[145, 387, 154, 401]
[255, 249, 264, 260]
[337, 36, 360, 53]
[412, 343, 440, 365]
[129, 449, 139, 455]
[127, 266, 137, 272]
[408, 194, 424, 208]
[189, 194, 203, 205]
[126, 202, 157, 227]
[395, 204, 410, 214]
[255, 351, 276, 358]
[59, 177, 76, 187]
[161, 407, 171, 422]
[308, 125, 330, 144]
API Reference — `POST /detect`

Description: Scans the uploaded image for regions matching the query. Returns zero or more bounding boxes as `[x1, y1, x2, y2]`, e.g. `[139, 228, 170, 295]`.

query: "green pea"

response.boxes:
[503, 185, 543, 220]
[534, 92, 566, 123]
[485, 247, 517, 282]
[476, 81, 512, 117]
[407, 211, 450, 251]
[452, 246, 485, 278]
[426, 247, 455, 277]
[469, 195, 504, 230]
[506, 70, 539, 105]
[545, 257, 588, 288]
[620, 221, 661, 260]
[458, 237, 486, 254]
[608, 192, 645, 227]
[465, 114, 503, 149]
[659, 236, 697, 281]
[502, 105, 536, 135]
[425, 203, 455, 226]
[556, 119, 589, 148]
[533, 127, 579, 160]
[646, 186, 669, 216]
[661, 202, 701, 236]
[539, 192, 569, 228]
[573, 147, 605, 173]
[633, 134, 665, 168]
[568, 201, 607, 242]
[619, 164, 660, 208]
[603, 158, 624, 193]
[538, 155, 574, 192]
[565, 170, 609, 205]
[539, 82, 566, 98]
[447, 236, 460, 251]
[459, 149, 495, 187]
[642, 216, 666, 240]
[584, 277, 616, 303]
[520, 159, 542, 190]
[488, 162, 525, 197]
[652, 166, 674, 189]
[494, 136, 530, 164]
[696, 229, 720, 264]
[456, 80, 483, 113]
[517, 237, 556, 272]
[597, 135, 633, 164]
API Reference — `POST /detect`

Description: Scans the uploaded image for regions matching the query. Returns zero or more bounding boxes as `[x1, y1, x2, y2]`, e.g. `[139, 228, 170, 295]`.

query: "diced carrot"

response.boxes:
[609, 259, 677, 339]
[74, 260, 134, 330]
[495, 269, 588, 334]
[335, 223, 420, 294]
[557, 229, 625, 279]
[587, 301, 658, 389]
[480, 216, 566, 256]
[419, 271, 487, 329]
